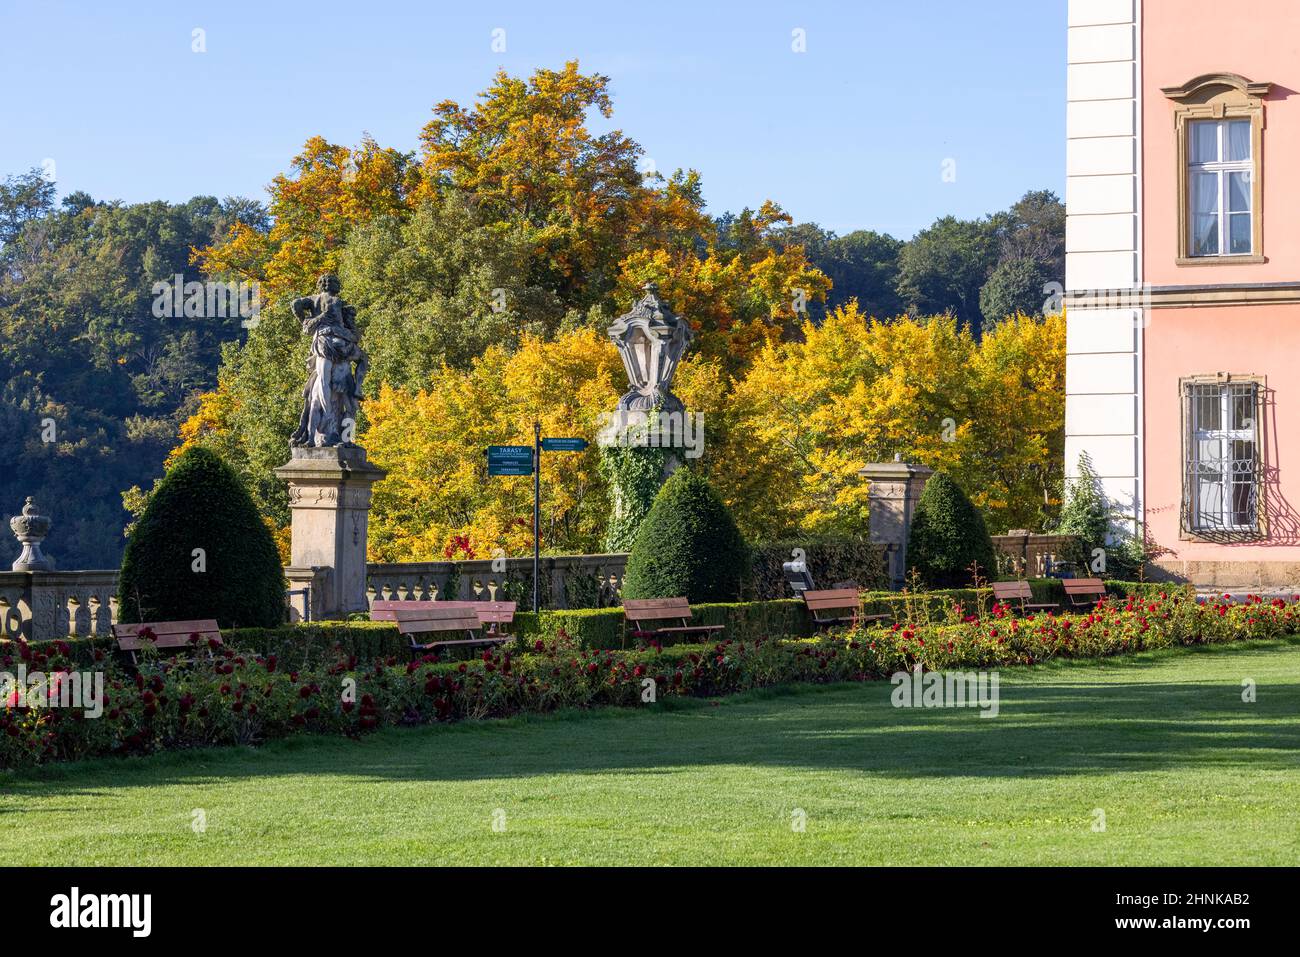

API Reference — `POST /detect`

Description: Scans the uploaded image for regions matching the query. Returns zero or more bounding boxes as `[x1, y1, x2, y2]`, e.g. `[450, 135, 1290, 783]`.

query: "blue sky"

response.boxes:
[1, 0, 1064, 238]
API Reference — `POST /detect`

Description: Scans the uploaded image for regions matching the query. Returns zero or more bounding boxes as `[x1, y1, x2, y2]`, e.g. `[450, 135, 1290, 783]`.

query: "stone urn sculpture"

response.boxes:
[10, 497, 54, 571]
[607, 282, 693, 418]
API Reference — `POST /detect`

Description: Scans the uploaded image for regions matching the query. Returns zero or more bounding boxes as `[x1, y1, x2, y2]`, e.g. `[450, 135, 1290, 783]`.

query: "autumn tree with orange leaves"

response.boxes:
[170, 62, 829, 532]
[157, 60, 1063, 564]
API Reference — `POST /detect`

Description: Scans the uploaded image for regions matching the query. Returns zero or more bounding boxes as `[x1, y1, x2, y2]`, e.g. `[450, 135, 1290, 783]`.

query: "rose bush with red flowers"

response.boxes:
[3, 592, 1297, 770]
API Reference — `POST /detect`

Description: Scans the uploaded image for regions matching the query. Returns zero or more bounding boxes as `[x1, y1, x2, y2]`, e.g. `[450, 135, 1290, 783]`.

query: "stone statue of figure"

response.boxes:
[289, 273, 369, 448]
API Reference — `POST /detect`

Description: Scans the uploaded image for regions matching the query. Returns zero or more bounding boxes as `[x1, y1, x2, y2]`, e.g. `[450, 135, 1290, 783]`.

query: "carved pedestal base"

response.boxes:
[274, 447, 386, 619]
[859, 461, 933, 589]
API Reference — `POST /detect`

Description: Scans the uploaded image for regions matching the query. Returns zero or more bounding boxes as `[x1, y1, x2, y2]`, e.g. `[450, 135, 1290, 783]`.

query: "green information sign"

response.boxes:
[541, 437, 588, 452]
[487, 445, 533, 476]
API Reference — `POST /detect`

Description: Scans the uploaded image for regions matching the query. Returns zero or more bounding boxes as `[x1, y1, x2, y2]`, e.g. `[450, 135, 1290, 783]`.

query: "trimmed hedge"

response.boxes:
[512, 598, 811, 650]
[747, 538, 889, 599]
[866, 578, 1172, 620]
[117, 446, 285, 628]
[905, 472, 997, 588]
[623, 469, 750, 602]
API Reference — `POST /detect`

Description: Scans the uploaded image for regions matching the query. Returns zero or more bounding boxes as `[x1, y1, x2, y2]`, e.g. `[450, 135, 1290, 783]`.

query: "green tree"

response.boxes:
[979, 257, 1052, 330]
[1055, 454, 1110, 551]
[778, 222, 903, 321]
[895, 215, 1001, 329]
[978, 190, 1065, 328]
[117, 446, 285, 628]
[1000, 189, 1065, 273]
[339, 194, 564, 384]
[824, 229, 905, 318]
[1054, 452, 1147, 578]
[0, 168, 55, 248]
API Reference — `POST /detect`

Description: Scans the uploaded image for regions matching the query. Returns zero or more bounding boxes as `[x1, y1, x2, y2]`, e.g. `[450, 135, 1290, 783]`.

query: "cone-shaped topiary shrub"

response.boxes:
[117, 446, 285, 628]
[905, 472, 997, 589]
[622, 467, 750, 602]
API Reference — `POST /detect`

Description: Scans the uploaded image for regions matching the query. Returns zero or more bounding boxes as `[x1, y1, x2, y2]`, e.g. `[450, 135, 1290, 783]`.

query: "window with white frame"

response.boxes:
[1188, 119, 1254, 257]
[1183, 380, 1259, 534]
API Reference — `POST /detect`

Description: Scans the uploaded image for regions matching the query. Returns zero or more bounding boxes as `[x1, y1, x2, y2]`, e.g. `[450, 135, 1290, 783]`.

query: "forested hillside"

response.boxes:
[0, 170, 263, 567]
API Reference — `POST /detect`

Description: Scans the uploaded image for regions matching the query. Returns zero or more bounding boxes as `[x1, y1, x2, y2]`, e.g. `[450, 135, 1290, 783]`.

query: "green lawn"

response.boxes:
[3, 639, 1298, 865]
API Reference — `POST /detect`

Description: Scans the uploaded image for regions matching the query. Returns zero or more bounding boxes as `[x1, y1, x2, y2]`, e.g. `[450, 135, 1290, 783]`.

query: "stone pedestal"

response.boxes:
[859, 461, 933, 589]
[274, 447, 386, 619]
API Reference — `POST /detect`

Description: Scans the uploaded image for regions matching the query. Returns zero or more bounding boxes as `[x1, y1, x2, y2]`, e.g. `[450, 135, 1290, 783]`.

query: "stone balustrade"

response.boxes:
[0, 554, 633, 643]
[990, 533, 1083, 579]
[0, 536, 1085, 644]
[0, 482, 1076, 644]
[0, 570, 119, 641]
[366, 553, 627, 610]
[0, 572, 30, 640]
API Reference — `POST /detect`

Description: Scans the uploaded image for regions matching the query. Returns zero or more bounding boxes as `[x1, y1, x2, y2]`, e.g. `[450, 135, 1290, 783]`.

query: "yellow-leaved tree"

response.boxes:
[362, 329, 623, 561]
[961, 309, 1067, 525]
[714, 304, 1065, 541]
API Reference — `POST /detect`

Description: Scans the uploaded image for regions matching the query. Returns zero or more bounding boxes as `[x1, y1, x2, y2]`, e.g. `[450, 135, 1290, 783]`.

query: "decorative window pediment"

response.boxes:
[1161, 73, 1273, 108]
[1163, 74, 1271, 265]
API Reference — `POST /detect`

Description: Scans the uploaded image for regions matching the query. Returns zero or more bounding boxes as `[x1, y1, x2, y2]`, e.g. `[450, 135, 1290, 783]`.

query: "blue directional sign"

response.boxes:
[541, 437, 588, 452]
[487, 445, 533, 476]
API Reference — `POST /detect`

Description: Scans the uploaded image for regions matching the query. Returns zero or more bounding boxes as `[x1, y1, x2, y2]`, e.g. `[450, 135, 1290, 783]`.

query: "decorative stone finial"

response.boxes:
[10, 497, 55, 571]
[607, 282, 693, 414]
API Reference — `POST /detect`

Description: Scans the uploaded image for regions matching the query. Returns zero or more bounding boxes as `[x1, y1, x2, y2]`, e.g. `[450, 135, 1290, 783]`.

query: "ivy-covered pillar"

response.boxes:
[599, 435, 673, 552]
[599, 283, 695, 551]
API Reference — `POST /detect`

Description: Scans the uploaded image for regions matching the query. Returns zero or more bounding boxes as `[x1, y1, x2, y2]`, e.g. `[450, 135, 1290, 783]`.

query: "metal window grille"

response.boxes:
[1181, 380, 1260, 535]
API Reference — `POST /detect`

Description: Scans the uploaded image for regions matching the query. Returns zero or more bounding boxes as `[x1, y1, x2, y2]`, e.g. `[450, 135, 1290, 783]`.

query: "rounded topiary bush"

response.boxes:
[622, 467, 749, 603]
[117, 446, 285, 628]
[905, 472, 996, 589]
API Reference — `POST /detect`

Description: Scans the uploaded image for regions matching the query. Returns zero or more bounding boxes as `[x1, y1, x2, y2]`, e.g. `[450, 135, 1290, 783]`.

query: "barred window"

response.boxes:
[1182, 380, 1260, 534]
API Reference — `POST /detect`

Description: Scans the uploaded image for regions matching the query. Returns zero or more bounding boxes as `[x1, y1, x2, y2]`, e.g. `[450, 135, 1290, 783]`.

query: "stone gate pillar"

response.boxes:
[859, 460, 933, 589]
[274, 447, 386, 618]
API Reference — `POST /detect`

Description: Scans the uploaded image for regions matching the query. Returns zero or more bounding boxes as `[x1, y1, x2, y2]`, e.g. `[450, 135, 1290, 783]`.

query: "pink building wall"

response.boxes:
[1144, 306, 1300, 570]
[1141, 0, 1300, 582]
[1142, 0, 1300, 284]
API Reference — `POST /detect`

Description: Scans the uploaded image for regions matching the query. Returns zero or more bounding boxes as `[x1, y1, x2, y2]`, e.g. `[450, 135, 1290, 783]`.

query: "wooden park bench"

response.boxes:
[112, 619, 223, 667]
[371, 600, 517, 657]
[464, 600, 518, 638]
[371, 599, 517, 636]
[392, 607, 509, 657]
[991, 580, 1058, 616]
[802, 587, 891, 631]
[1062, 577, 1108, 610]
[622, 598, 725, 647]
